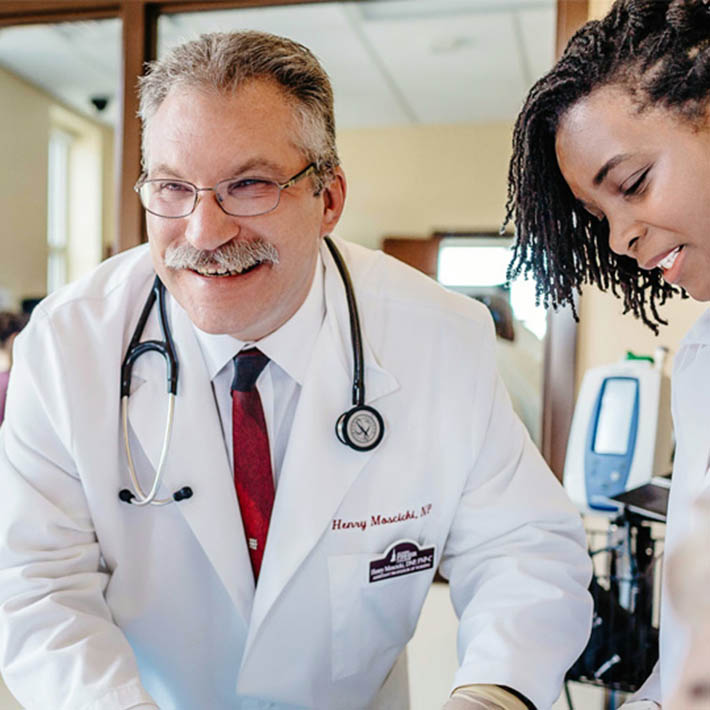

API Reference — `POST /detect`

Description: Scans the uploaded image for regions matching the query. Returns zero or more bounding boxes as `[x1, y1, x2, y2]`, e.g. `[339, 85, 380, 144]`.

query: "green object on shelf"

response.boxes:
[625, 351, 654, 363]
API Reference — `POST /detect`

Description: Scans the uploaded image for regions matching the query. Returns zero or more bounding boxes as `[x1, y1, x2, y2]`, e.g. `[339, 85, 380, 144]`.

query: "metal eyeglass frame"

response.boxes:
[134, 163, 316, 219]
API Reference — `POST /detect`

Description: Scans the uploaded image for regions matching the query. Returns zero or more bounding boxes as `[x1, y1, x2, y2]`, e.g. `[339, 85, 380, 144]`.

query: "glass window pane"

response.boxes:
[0, 18, 120, 305]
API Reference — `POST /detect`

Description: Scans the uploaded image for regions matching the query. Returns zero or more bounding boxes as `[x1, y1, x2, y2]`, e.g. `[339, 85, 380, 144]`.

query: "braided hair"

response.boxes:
[504, 0, 710, 331]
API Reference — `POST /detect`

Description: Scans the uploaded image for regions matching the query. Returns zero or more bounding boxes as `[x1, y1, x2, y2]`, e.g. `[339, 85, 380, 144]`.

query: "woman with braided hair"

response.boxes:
[505, 1, 710, 708]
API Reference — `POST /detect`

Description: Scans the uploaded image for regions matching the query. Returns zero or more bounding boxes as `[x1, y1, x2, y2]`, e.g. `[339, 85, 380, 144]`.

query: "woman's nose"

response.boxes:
[608, 216, 643, 258]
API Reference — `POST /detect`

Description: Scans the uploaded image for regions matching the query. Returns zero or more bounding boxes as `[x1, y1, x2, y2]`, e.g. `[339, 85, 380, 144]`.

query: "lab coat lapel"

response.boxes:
[126, 297, 255, 624]
[244, 240, 399, 649]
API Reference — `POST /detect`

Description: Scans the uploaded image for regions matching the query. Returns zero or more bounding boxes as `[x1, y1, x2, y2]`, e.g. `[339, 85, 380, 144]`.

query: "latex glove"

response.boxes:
[442, 685, 527, 710]
[442, 696, 504, 710]
[618, 702, 661, 710]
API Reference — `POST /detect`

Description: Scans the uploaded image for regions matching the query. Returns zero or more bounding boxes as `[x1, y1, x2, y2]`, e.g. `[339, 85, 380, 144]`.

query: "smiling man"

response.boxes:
[0, 31, 592, 710]
[140, 77, 342, 341]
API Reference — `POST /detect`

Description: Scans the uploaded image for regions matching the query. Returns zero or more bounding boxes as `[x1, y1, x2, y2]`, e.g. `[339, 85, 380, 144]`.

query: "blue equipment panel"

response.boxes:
[584, 377, 640, 511]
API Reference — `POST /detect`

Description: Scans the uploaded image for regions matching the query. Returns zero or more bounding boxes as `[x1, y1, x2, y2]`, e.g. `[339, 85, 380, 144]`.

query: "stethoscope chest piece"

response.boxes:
[324, 236, 386, 453]
[336, 405, 384, 452]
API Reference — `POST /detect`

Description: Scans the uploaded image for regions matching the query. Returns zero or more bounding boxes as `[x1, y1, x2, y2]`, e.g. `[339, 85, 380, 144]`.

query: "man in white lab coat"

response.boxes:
[0, 31, 592, 710]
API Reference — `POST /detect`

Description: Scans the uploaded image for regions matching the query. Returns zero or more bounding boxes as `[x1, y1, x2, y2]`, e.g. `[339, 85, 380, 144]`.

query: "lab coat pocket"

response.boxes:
[327, 548, 433, 681]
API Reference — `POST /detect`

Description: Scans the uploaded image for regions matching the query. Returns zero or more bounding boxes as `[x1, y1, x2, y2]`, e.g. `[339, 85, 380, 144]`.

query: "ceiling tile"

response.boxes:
[0, 1, 556, 129]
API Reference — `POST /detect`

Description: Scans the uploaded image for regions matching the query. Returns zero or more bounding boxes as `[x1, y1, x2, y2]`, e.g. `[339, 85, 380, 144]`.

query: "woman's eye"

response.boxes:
[622, 167, 650, 197]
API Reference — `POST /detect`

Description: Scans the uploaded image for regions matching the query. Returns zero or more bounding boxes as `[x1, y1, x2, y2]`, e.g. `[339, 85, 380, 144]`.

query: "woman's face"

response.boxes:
[555, 85, 710, 301]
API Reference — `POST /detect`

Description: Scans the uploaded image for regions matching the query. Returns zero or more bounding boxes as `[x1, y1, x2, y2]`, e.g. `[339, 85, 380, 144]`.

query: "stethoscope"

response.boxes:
[119, 236, 385, 506]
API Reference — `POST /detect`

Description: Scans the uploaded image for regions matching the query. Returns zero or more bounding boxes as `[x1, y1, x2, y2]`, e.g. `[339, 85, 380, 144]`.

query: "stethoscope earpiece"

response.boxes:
[172, 487, 193, 502]
[335, 405, 385, 452]
[118, 484, 192, 505]
[118, 489, 135, 503]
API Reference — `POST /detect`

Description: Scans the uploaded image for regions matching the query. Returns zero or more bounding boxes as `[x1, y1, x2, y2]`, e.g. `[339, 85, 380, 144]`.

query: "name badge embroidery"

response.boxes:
[332, 503, 432, 533]
[369, 540, 436, 583]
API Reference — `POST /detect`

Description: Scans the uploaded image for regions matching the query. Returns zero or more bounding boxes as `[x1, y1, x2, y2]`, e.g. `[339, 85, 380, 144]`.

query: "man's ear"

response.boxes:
[319, 166, 347, 237]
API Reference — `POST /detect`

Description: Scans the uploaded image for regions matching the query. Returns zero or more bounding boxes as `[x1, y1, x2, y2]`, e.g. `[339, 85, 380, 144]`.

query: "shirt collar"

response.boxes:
[191, 252, 325, 385]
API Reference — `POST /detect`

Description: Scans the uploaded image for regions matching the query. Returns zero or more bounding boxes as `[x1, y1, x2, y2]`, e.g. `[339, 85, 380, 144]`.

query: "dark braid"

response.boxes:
[504, 0, 710, 332]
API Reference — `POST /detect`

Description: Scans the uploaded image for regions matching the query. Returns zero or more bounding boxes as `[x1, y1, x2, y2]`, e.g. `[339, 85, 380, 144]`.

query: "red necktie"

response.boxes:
[231, 348, 274, 581]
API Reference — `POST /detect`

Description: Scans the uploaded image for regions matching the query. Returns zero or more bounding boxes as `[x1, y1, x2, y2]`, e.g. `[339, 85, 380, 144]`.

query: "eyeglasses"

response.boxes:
[134, 163, 316, 219]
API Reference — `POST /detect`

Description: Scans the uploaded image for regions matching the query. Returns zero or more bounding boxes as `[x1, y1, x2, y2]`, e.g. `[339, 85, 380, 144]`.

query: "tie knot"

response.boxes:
[231, 348, 270, 392]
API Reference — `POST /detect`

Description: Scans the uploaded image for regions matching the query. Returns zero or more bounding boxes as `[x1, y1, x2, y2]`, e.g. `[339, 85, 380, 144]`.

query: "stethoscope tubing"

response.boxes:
[121, 394, 176, 505]
[121, 278, 178, 398]
[119, 238, 382, 505]
[120, 277, 180, 506]
[323, 236, 365, 407]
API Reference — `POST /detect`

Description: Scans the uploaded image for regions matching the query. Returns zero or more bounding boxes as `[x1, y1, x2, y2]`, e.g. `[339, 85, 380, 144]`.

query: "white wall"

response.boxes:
[0, 67, 114, 307]
[336, 121, 513, 249]
[577, 286, 708, 389]
[0, 68, 50, 307]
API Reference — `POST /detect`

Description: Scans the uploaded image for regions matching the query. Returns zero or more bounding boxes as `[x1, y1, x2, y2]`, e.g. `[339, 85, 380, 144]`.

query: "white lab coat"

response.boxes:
[0, 238, 592, 710]
[629, 308, 710, 706]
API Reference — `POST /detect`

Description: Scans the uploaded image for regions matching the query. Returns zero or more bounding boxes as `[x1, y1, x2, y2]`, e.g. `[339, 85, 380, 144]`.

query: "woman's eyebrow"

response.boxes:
[593, 153, 632, 186]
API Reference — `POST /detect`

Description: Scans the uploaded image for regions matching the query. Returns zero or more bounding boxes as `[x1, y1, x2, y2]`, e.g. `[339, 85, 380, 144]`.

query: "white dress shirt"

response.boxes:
[132, 265, 326, 710]
[192, 255, 326, 482]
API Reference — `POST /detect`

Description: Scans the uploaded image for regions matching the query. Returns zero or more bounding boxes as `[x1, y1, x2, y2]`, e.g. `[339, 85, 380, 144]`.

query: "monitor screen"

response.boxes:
[593, 378, 638, 455]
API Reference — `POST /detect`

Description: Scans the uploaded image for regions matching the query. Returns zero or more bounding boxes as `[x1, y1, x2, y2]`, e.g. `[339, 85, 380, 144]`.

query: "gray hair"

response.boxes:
[138, 30, 339, 192]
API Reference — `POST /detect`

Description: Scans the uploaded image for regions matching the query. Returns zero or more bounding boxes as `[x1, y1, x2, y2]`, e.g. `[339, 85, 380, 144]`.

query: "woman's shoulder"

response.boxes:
[680, 308, 710, 348]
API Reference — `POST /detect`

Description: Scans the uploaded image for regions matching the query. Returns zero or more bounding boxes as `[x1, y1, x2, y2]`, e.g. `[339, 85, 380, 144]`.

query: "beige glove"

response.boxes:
[442, 685, 528, 710]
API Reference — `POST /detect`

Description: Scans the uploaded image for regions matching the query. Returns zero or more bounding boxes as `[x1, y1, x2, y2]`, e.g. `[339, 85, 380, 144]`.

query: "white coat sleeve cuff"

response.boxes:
[79, 679, 159, 710]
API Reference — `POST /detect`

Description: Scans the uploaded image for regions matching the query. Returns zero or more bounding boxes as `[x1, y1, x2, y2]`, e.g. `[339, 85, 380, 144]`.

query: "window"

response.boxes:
[437, 237, 547, 339]
[47, 128, 73, 293]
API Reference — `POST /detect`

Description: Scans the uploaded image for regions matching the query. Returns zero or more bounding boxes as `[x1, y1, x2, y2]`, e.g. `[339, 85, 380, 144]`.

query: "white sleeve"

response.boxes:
[439, 317, 593, 710]
[0, 312, 156, 710]
[625, 661, 661, 705]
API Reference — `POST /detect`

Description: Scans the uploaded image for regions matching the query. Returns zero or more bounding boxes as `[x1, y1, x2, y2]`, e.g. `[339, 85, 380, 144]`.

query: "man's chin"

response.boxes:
[187, 307, 271, 341]
[189, 311, 246, 337]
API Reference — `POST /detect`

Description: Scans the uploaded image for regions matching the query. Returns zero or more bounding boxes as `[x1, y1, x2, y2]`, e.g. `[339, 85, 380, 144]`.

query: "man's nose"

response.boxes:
[184, 191, 239, 250]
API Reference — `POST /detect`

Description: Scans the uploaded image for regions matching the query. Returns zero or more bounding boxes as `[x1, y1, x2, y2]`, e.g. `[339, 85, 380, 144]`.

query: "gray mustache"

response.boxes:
[164, 239, 280, 273]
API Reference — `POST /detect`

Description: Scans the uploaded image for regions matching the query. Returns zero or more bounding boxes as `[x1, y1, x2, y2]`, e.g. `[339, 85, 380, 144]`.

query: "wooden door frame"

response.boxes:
[543, 0, 588, 479]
